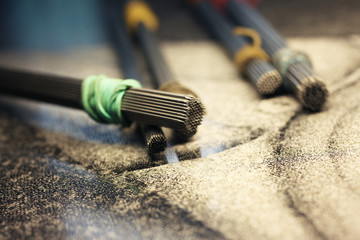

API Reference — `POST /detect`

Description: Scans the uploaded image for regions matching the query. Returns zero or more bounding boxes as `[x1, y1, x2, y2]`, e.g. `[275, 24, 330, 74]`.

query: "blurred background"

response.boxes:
[0, 0, 359, 52]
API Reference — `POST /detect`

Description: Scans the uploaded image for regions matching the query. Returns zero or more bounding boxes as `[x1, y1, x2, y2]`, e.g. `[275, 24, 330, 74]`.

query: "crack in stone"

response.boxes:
[326, 104, 360, 195]
[330, 65, 360, 95]
[284, 189, 328, 240]
[266, 111, 328, 240]
[273, 111, 301, 161]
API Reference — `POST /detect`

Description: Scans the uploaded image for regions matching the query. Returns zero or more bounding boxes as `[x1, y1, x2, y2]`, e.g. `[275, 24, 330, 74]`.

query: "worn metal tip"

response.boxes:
[298, 76, 328, 111]
[147, 133, 167, 154]
[246, 59, 282, 95]
[141, 124, 167, 154]
[123, 88, 206, 136]
[256, 69, 282, 95]
[176, 96, 205, 139]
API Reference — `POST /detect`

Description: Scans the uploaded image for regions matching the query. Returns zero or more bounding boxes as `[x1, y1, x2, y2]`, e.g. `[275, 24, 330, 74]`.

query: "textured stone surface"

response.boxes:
[1, 0, 360, 239]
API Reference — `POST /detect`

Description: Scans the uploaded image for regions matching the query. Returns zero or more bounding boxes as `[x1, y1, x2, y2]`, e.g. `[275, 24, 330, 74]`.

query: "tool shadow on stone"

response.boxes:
[0, 95, 266, 175]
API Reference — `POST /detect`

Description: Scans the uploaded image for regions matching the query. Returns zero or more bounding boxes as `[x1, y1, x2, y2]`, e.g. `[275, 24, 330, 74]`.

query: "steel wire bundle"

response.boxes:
[107, 0, 167, 154]
[224, 0, 328, 111]
[189, 0, 282, 95]
[0, 67, 204, 133]
[124, 0, 205, 140]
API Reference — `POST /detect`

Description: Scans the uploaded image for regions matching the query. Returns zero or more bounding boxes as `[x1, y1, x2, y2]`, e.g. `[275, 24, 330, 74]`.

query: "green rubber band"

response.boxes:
[81, 75, 142, 126]
[272, 48, 312, 77]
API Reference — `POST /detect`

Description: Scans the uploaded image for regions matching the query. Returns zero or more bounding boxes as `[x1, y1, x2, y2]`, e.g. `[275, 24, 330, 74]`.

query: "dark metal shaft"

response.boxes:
[226, 0, 328, 110]
[136, 22, 175, 89]
[106, 0, 143, 81]
[193, 1, 247, 56]
[0, 67, 82, 109]
[107, 0, 166, 154]
[134, 13, 204, 139]
[122, 88, 203, 132]
[191, 1, 281, 94]
[226, 0, 286, 57]
[0, 67, 204, 130]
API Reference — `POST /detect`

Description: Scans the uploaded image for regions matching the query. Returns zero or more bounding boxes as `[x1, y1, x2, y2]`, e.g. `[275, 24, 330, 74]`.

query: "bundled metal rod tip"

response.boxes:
[298, 77, 328, 112]
[131, 15, 205, 141]
[175, 96, 205, 139]
[147, 134, 167, 154]
[255, 70, 282, 95]
[141, 124, 167, 154]
[179, 97, 205, 138]
[287, 63, 328, 111]
[246, 59, 282, 95]
[122, 88, 205, 133]
[169, 97, 206, 140]
[164, 84, 204, 140]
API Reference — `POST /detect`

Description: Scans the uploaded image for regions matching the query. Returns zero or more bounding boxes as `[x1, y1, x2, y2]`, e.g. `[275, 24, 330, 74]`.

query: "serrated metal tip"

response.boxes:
[123, 88, 205, 134]
[176, 96, 205, 139]
[256, 70, 282, 95]
[141, 124, 167, 154]
[246, 59, 282, 95]
[298, 76, 328, 111]
[287, 62, 328, 111]
[147, 133, 167, 154]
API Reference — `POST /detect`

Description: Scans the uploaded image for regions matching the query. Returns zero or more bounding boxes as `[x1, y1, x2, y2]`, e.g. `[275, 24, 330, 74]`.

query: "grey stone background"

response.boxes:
[1, 0, 360, 239]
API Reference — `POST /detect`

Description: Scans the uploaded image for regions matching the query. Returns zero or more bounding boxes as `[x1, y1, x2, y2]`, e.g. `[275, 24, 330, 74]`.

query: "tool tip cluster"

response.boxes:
[298, 76, 328, 112]
[256, 69, 282, 95]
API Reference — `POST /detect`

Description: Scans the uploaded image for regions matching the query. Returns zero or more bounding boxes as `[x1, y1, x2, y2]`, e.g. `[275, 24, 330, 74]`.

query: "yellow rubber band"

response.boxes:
[233, 27, 262, 48]
[232, 27, 269, 73]
[124, 0, 159, 32]
[233, 45, 269, 73]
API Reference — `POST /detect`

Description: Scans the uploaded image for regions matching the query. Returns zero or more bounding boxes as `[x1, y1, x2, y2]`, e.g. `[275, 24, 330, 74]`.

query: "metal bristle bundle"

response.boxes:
[106, 0, 167, 154]
[256, 70, 282, 95]
[140, 124, 167, 154]
[0, 67, 82, 108]
[122, 88, 205, 132]
[191, 1, 281, 94]
[178, 97, 205, 138]
[173, 99, 205, 139]
[298, 78, 328, 112]
[226, 1, 328, 110]
[0, 67, 205, 133]
[287, 63, 328, 111]
[135, 21, 204, 139]
[246, 59, 282, 94]
[226, 0, 286, 56]
[192, 1, 248, 57]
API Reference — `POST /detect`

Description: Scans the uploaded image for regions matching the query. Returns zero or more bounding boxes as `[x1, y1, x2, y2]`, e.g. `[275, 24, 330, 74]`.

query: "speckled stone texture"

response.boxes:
[1, 0, 360, 239]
